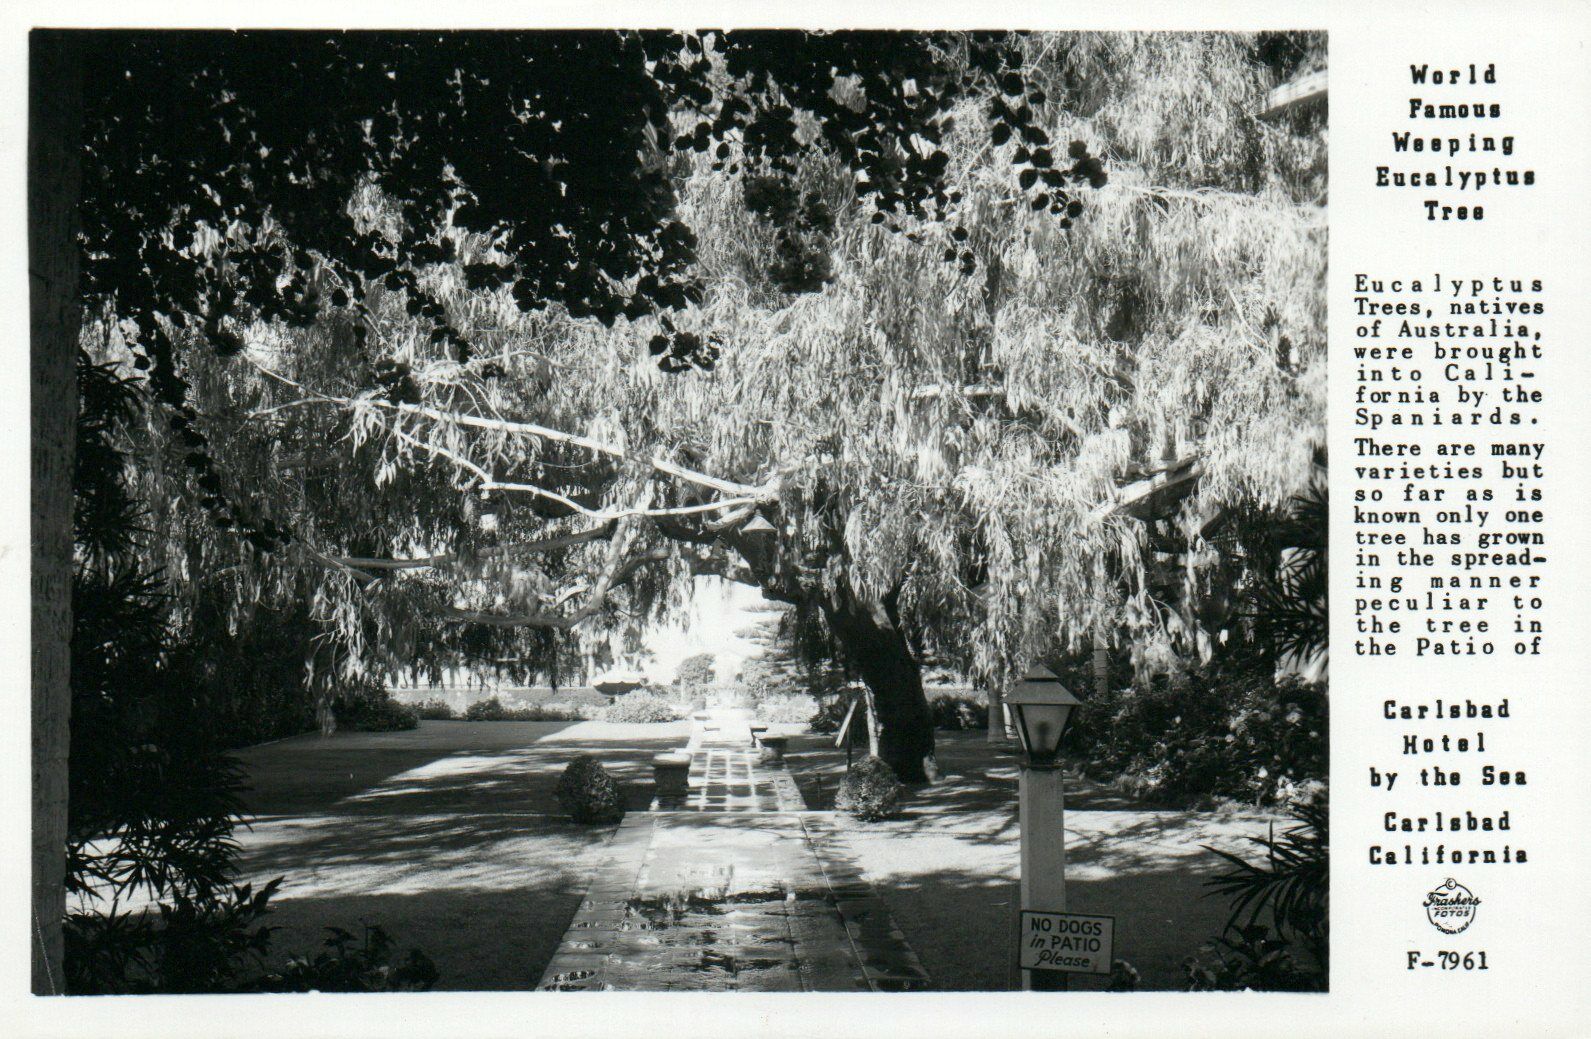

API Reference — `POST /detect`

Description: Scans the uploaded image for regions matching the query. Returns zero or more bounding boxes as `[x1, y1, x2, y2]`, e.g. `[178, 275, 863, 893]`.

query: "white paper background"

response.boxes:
[1329, 19, 1591, 1034]
[2, 2, 1587, 1036]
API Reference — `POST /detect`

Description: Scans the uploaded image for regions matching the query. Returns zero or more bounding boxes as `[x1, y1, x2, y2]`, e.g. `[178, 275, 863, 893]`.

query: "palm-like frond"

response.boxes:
[1203, 798, 1328, 962]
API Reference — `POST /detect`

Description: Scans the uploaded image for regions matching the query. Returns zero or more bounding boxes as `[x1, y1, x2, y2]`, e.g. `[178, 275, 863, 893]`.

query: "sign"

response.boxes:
[1018, 911, 1115, 975]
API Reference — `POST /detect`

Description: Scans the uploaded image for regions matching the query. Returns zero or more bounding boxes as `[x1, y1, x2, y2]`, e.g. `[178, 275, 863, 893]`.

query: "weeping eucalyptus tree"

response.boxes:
[45, 28, 1088, 990]
[139, 32, 1326, 784]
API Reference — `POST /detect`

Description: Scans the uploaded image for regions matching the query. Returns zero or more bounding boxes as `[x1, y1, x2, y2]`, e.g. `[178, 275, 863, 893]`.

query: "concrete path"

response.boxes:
[538, 709, 928, 992]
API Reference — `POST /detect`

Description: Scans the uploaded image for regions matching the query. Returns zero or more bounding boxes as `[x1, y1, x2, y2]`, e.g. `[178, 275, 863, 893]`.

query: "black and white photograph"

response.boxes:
[26, 27, 1329, 1001]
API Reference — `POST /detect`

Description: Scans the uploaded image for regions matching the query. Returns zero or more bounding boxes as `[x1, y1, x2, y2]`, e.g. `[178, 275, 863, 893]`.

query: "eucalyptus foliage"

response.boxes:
[87, 30, 1325, 777]
[267, 33, 1322, 670]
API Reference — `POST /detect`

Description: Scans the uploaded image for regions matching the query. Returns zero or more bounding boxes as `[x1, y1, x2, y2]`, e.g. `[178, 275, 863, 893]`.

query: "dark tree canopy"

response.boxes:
[77, 30, 1098, 550]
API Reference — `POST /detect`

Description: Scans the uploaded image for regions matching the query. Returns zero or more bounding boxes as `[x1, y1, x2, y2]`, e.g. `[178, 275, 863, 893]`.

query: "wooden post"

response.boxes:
[1092, 633, 1111, 700]
[864, 688, 880, 759]
[1019, 766, 1068, 991]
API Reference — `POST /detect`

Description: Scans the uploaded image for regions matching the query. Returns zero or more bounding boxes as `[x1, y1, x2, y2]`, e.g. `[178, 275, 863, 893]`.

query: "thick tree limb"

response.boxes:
[300, 543, 382, 585]
[1261, 68, 1327, 121]
[391, 415, 761, 521]
[1112, 455, 1202, 520]
[483, 480, 761, 522]
[378, 399, 768, 499]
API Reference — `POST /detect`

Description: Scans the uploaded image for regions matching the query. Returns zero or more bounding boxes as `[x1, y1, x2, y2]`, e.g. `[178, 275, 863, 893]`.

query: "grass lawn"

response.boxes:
[786, 729, 1291, 991]
[233, 719, 689, 990]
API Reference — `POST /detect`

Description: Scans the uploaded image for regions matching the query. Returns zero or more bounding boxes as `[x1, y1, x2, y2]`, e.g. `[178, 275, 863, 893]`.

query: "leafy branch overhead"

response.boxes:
[80, 28, 1325, 755]
[80, 30, 1101, 544]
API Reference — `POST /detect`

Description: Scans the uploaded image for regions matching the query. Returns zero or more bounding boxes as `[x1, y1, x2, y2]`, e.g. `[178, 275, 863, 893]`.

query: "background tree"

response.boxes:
[674, 653, 718, 691]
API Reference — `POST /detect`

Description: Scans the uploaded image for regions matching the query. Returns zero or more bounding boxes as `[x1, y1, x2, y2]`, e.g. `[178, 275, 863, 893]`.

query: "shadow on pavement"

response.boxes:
[231, 719, 693, 988]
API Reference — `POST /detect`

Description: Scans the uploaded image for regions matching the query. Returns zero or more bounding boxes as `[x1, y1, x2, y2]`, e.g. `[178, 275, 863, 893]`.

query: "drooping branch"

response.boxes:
[439, 545, 671, 629]
[245, 359, 774, 508]
[483, 479, 762, 522]
[393, 426, 492, 486]
[377, 400, 770, 520]
[326, 522, 617, 572]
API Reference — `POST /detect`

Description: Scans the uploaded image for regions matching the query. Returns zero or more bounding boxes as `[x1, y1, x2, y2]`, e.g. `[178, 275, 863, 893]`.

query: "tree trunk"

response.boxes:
[863, 689, 880, 758]
[822, 586, 935, 783]
[1093, 631, 1111, 699]
[985, 684, 1006, 744]
[29, 30, 85, 995]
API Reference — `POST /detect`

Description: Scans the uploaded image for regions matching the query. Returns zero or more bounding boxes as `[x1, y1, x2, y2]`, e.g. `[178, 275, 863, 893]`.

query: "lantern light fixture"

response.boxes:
[1004, 664, 1081, 770]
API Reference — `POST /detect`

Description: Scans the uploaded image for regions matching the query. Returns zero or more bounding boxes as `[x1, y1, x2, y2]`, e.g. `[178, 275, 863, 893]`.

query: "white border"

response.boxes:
[3, 3, 1588, 1036]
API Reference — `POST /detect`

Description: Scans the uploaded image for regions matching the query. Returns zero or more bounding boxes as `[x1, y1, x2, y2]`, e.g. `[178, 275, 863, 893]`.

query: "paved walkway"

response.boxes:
[538, 710, 928, 991]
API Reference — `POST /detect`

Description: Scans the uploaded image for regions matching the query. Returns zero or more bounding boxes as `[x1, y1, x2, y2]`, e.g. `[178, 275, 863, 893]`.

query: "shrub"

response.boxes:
[556, 756, 626, 824]
[460, 696, 591, 721]
[65, 879, 440, 994]
[1182, 925, 1322, 992]
[602, 690, 686, 723]
[461, 696, 598, 722]
[1107, 959, 1141, 992]
[463, 696, 510, 721]
[1204, 798, 1328, 966]
[1185, 797, 1328, 992]
[546, 702, 602, 721]
[929, 692, 987, 730]
[808, 696, 850, 734]
[1067, 661, 1327, 806]
[753, 693, 818, 724]
[65, 880, 281, 994]
[834, 756, 902, 821]
[333, 690, 419, 732]
[675, 652, 717, 689]
[185, 606, 322, 748]
[412, 698, 456, 720]
[260, 923, 438, 993]
[68, 578, 252, 930]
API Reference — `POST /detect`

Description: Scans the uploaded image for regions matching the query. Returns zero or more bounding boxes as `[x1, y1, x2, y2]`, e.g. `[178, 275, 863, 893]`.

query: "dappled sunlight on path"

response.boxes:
[539, 708, 928, 992]
[232, 720, 687, 989]
[792, 731, 1292, 990]
[230, 719, 1293, 991]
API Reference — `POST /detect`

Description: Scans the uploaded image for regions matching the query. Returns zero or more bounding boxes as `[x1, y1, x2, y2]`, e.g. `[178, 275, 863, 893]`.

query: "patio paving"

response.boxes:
[538, 709, 928, 992]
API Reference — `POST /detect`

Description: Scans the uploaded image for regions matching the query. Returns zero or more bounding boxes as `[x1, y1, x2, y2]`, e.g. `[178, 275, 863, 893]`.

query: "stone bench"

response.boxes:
[749, 724, 769, 747]
[652, 753, 692, 797]
[757, 735, 789, 763]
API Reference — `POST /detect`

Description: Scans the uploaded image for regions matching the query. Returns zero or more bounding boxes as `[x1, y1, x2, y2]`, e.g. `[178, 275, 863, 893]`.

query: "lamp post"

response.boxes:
[1006, 664, 1082, 992]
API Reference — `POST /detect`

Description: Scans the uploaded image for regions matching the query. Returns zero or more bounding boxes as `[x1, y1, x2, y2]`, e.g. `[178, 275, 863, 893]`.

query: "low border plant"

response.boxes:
[834, 756, 902, 822]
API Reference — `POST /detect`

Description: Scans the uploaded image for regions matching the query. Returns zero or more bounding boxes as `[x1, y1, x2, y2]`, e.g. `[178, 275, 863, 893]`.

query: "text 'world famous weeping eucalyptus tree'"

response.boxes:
[38, 28, 1097, 988]
[200, 32, 1325, 786]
